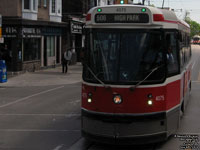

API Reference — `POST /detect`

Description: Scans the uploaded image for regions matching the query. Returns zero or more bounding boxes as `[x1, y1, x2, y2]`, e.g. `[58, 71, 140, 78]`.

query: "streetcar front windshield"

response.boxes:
[83, 29, 166, 85]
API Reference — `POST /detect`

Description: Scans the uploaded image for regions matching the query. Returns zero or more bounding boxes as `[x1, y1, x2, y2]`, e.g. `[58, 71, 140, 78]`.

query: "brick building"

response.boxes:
[0, 0, 66, 72]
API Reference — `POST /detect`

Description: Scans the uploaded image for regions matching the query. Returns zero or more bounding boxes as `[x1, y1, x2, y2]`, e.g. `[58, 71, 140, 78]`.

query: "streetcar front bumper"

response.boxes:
[81, 108, 179, 145]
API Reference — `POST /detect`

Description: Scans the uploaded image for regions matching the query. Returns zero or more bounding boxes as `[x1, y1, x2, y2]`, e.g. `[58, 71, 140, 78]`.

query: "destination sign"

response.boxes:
[95, 14, 149, 23]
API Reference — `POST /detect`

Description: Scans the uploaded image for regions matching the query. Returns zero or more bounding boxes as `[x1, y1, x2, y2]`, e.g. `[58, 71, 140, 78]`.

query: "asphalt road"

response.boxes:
[1, 45, 200, 150]
[0, 84, 82, 150]
[0, 65, 83, 150]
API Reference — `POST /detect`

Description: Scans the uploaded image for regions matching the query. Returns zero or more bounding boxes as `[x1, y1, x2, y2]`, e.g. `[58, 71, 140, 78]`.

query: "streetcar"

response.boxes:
[192, 35, 200, 45]
[81, 4, 192, 145]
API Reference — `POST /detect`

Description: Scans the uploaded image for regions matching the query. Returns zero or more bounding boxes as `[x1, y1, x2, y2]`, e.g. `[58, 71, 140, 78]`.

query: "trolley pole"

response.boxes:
[142, 0, 145, 5]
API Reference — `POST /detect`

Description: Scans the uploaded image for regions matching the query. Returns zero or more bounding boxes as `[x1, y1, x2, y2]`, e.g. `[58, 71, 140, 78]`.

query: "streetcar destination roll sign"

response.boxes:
[95, 14, 149, 23]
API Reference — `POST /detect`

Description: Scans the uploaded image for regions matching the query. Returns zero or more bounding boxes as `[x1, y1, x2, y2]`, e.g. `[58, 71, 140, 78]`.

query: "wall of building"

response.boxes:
[38, 0, 49, 21]
[23, 61, 41, 72]
[0, 0, 21, 17]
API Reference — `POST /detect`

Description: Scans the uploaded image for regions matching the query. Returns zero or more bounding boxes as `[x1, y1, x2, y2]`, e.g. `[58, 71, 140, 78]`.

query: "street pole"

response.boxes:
[142, 0, 145, 5]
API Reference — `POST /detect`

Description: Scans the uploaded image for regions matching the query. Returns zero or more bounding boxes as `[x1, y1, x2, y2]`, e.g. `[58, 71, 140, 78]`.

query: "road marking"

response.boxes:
[53, 144, 65, 150]
[192, 61, 196, 69]
[0, 86, 64, 108]
[0, 114, 81, 117]
[175, 133, 200, 135]
[68, 138, 92, 150]
[0, 129, 80, 132]
[69, 99, 81, 104]
[192, 81, 200, 83]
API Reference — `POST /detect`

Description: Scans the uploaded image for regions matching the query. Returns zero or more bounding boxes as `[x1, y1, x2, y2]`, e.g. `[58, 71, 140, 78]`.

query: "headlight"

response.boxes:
[87, 93, 92, 103]
[87, 98, 92, 103]
[113, 95, 122, 104]
[147, 99, 153, 106]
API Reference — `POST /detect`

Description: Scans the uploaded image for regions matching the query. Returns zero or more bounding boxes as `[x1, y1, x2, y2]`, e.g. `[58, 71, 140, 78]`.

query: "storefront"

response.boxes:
[2, 26, 22, 71]
[2, 18, 66, 72]
[41, 27, 62, 68]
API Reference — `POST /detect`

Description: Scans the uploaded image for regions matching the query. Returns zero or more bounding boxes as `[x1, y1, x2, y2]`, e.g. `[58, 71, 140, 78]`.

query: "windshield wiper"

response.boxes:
[84, 64, 110, 89]
[129, 64, 164, 92]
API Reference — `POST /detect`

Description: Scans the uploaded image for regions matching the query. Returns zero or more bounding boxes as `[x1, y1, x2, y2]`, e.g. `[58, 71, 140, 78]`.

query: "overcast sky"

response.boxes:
[149, 0, 200, 23]
[133, 0, 200, 23]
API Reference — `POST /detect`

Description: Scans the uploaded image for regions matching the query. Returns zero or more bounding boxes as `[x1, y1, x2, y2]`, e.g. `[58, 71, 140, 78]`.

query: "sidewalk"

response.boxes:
[0, 63, 82, 87]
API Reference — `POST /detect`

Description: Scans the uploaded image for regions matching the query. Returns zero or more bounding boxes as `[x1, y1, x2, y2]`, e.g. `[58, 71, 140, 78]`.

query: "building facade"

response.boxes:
[0, 0, 66, 72]
[62, 0, 99, 64]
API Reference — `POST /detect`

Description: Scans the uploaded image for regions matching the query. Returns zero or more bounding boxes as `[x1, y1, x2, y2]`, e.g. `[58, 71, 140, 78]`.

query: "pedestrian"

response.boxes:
[62, 49, 72, 73]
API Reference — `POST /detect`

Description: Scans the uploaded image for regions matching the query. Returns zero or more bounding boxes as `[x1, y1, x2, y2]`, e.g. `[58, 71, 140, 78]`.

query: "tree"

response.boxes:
[185, 19, 200, 37]
[184, 11, 200, 37]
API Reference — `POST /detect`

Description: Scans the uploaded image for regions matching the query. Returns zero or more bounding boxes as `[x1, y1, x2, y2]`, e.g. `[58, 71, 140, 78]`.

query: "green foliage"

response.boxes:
[185, 19, 200, 37]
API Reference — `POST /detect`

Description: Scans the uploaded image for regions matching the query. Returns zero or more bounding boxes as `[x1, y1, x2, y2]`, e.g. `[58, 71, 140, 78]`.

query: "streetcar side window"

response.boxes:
[166, 32, 179, 76]
[179, 32, 191, 70]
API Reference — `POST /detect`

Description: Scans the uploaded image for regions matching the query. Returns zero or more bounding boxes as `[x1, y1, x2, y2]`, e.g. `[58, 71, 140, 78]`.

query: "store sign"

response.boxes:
[41, 27, 62, 35]
[3, 27, 18, 38]
[22, 27, 41, 38]
[71, 22, 82, 34]
[22, 28, 41, 34]
[95, 14, 149, 23]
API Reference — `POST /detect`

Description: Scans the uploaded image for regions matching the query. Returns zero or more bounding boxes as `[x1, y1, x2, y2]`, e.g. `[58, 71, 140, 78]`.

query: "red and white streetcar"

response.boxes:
[192, 35, 200, 45]
[81, 4, 192, 144]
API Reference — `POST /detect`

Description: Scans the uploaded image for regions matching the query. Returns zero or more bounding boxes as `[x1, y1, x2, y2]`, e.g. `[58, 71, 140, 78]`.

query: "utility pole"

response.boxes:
[184, 10, 191, 22]
[162, 0, 165, 8]
[142, 0, 145, 5]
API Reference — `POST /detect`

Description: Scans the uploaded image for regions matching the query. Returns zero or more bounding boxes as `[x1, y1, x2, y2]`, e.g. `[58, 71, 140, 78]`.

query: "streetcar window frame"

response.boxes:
[178, 31, 191, 72]
[83, 28, 167, 85]
[164, 30, 180, 77]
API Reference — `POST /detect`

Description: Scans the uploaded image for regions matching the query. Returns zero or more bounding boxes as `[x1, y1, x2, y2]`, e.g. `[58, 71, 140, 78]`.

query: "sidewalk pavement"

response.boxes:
[0, 63, 82, 87]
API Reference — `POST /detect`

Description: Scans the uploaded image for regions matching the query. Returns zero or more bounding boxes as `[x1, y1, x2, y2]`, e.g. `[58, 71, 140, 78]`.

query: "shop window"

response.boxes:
[24, 0, 30, 10]
[23, 38, 41, 61]
[47, 36, 55, 57]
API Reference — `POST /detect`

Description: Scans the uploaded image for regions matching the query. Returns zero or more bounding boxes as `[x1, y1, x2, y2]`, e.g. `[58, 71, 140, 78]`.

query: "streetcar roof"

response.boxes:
[193, 35, 200, 38]
[86, 4, 190, 32]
